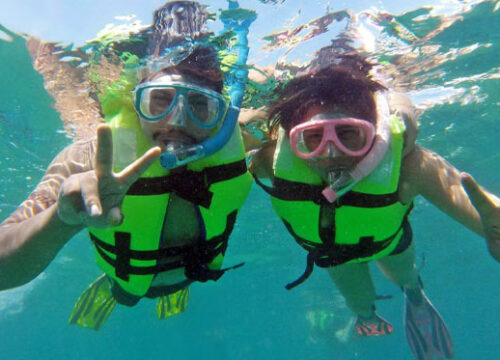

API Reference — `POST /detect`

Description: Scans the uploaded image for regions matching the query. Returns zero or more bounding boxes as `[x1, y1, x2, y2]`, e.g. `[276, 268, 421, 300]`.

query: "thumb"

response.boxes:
[461, 172, 496, 215]
[107, 207, 124, 227]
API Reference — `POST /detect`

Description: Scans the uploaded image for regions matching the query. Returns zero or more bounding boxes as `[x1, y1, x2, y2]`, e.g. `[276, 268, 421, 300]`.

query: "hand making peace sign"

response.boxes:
[57, 125, 161, 228]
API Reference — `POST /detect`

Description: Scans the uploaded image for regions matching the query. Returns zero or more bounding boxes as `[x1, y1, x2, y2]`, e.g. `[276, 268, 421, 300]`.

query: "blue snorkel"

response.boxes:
[160, 1, 257, 169]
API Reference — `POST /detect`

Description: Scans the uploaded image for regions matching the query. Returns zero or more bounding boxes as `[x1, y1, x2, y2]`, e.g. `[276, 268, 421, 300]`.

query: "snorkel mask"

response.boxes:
[289, 92, 392, 202]
[290, 117, 376, 159]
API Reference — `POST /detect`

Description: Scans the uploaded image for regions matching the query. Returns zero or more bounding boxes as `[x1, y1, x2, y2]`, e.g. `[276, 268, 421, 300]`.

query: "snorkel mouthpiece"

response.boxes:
[160, 105, 239, 169]
[321, 186, 337, 203]
[160, 144, 206, 169]
[322, 169, 356, 203]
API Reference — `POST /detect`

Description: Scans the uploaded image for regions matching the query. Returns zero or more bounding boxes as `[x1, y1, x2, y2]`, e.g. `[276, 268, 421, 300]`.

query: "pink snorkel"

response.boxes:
[349, 92, 391, 181]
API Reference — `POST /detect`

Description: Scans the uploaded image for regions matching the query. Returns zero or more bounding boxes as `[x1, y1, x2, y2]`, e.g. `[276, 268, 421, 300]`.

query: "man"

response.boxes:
[0, 1, 254, 330]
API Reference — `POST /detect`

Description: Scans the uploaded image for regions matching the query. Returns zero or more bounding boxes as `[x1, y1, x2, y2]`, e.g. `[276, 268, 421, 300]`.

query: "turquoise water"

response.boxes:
[0, 1, 499, 359]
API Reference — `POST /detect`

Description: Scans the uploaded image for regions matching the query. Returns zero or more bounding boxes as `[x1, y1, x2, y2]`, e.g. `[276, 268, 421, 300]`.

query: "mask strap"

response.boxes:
[160, 3, 257, 169]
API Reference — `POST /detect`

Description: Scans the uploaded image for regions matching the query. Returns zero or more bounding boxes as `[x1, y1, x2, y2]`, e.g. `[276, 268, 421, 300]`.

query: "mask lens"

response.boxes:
[335, 124, 367, 152]
[187, 90, 221, 126]
[139, 87, 176, 119]
[299, 128, 325, 154]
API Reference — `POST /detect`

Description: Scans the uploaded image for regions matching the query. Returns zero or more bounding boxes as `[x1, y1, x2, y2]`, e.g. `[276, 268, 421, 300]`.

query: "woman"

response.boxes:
[250, 50, 500, 360]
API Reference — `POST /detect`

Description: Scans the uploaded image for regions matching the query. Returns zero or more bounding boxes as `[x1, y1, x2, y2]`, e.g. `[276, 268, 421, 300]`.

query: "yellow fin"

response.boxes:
[156, 287, 189, 319]
[69, 274, 117, 330]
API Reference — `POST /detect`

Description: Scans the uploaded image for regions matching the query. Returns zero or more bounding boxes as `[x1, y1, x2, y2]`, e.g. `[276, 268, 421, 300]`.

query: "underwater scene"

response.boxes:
[0, 0, 499, 359]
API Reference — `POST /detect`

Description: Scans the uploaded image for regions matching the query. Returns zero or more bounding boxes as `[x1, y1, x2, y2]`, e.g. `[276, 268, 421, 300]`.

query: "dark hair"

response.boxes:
[269, 52, 386, 136]
[146, 46, 224, 93]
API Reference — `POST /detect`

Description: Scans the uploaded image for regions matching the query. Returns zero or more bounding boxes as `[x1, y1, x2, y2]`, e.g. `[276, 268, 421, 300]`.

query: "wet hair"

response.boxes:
[268, 52, 386, 136]
[145, 46, 224, 93]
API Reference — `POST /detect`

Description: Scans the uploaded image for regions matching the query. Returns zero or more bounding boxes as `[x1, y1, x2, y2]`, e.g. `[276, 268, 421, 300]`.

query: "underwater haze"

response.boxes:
[0, 0, 499, 359]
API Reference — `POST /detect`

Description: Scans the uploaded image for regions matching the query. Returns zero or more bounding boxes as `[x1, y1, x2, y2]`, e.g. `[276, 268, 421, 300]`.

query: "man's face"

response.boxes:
[135, 73, 224, 152]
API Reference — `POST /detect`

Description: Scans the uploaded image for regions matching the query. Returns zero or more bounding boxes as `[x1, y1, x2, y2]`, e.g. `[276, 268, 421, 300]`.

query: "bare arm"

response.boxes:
[238, 106, 269, 153]
[399, 146, 483, 232]
[248, 140, 276, 180]
[0, 140, 95, 289]
[399, 145, 500, 261]
[0, 125, 161, 290]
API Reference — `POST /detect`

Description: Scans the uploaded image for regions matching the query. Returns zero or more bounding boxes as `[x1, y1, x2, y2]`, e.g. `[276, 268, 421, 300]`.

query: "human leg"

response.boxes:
[327, 262, 393, 336]
[327, 262, 375, 317]
[376, 241, 420, 290]
[376, 242, 453, 359]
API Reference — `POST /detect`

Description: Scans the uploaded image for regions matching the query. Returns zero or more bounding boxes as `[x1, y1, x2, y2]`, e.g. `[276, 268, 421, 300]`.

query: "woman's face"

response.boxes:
[296, 105, 374, 181]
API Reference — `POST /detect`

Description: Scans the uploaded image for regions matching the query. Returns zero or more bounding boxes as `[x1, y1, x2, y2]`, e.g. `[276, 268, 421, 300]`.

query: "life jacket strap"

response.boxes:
[90, 211, 241, 282]
[255, 176, 400, 207]
[127, 159, 248, 208]
[285, 252, 316, 290]
[254, 176, 325, 204]
[184, 211, 243, 282]
[283, 206, 413, 289]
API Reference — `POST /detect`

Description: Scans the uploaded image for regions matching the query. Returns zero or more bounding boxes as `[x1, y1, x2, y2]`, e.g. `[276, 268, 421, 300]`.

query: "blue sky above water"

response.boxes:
[1, 0, 443, 46]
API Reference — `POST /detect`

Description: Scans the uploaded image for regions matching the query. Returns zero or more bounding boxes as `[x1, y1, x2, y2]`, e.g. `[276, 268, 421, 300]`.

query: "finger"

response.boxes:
[461, 172, 497, 214]
[116, 146, 161, 187]
[80, 174, 103, 217]
[95, 124, 114, 178]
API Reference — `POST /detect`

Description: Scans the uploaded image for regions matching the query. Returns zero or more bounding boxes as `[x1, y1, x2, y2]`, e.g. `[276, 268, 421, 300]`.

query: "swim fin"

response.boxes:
[156, 287, 189, 319]
[403, 285, 454, 360]
[68, 274, 117, 330]
[355, 312, 394, 336]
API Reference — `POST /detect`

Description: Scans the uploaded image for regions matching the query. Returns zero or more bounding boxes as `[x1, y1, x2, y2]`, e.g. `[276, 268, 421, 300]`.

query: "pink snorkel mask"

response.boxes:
[289, 117, 376, 159]
[289, 111, 390, 203]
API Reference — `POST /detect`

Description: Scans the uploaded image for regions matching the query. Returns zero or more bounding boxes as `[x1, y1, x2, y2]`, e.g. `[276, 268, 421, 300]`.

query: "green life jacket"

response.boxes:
[88, 103, 252, 299]
[257, 115, 412, 288]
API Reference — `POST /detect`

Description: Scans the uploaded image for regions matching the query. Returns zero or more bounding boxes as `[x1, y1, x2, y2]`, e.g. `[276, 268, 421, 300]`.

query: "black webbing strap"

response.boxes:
[283, 205, 414, 289]
[254, 176, 400, 208]
[127, 159, 247, 208]
[184, 211, 242, 282]
[253, 176, 325, 204]
[92, 240, 185, 281]
[285, 252, 316, 290]
[90, 232, 198, 260]
[89, 211, 242, 282]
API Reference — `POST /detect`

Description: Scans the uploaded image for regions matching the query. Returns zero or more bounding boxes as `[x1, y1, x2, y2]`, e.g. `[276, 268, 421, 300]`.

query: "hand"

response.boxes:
[461, 172, 500, 262]
[238, 106, 268, 125]
[248, 65, 274, 84]
[57, 125, 161, 228]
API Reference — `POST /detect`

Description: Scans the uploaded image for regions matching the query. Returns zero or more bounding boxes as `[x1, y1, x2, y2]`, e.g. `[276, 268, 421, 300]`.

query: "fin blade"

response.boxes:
[156, 287, 189, 320]
[69, 274, 117, 330]
[404, 290, 454, 360]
